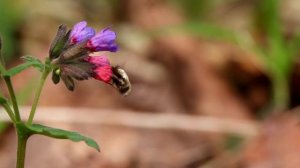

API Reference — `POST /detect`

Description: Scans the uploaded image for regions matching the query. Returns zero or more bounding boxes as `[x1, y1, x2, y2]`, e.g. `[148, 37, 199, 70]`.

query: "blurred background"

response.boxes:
[1, 0, 300, 167]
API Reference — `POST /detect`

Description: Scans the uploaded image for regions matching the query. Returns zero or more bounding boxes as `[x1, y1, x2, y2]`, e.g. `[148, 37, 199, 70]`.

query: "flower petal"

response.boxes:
[70, 21, 87, 38]
[70, 21, 95, 44]
[93, 65, 112, 83]
[86, 56, 110, 66]
[86, 28, 118, 52]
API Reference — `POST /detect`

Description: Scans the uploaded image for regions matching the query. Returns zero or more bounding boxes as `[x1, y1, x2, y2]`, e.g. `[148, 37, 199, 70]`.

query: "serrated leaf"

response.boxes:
[21, 55, 44, 71]
[4, 56, 44, 76]
[5, 62, 37, 76]
[16, 123, 100, 152]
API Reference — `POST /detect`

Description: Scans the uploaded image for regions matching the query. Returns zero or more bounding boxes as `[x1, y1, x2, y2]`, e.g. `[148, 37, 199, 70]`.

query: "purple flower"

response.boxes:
[70, 21, 95, 44]
[86, 28, 118, 52]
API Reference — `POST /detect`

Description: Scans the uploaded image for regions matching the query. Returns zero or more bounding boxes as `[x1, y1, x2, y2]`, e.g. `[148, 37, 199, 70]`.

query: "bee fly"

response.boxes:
[110, 66, 131, 96]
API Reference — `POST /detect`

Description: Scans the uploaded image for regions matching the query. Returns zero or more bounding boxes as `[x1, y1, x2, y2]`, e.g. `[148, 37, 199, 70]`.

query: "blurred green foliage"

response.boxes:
[154, 22, 241, 44]
[160, 0, 298, 113]
[0, 0, 24, 137]
[169, 0, 215, 20]
[224, 134, 244, 153]
[0, 122, 8, 135]
[0, 0, 22, 62]
[254, 0, 290, 112]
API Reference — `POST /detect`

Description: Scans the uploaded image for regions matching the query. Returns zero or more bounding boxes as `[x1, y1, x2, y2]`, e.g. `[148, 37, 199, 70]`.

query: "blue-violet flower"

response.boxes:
[86, 28, 118, 52]
[70, 21, 95, 45]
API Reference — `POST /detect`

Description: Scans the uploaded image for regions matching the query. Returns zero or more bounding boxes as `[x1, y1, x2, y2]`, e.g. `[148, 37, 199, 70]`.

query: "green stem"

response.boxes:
[0, 36, 5, 68]
[26, 66, 50, 125]
[4, 76, 21, 122]
[16, 128, 29, 168]
[272, 73, 289, 112]
[1, 102, 16, 123]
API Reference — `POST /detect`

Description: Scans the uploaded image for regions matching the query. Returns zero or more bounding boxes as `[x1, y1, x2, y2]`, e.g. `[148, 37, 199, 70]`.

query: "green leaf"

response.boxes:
[21, 55, 44, 71]
[4, 56, 44, 76]
[16, 123, 100, 152]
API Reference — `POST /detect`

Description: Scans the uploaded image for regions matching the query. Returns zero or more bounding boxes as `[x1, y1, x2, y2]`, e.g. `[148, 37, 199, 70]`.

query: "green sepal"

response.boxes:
[61, 74, 75, 91]
[16, 123, 100, 152]
[49, 24, 70, 60]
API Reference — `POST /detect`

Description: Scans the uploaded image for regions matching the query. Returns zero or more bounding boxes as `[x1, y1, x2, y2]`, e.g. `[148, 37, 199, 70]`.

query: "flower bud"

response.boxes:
[52, 68, 61, 84]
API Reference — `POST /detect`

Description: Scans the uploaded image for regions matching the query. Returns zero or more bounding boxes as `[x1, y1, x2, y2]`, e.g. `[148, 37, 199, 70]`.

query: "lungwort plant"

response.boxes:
[0, 21, 131, 168]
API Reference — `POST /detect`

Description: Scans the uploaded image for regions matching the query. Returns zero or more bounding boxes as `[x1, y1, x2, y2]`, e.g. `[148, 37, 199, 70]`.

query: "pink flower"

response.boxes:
[85, 56, 112, 83]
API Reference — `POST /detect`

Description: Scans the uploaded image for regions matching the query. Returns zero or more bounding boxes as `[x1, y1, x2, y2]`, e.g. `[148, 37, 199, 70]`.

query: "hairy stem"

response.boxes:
[27, 65, 50, 125]
[0, 36, 5, 69]
[1, 102, 16, 123]
[16, 129, 29, 168]
[4, 76, 21, 122]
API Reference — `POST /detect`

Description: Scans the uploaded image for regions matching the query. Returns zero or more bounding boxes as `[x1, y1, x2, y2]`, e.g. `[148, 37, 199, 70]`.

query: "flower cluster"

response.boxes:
[49, 21, 131, 95]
